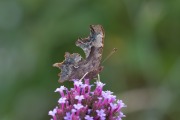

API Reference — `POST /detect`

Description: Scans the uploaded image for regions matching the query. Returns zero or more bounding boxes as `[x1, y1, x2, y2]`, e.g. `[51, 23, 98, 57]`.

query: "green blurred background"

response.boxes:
[0, 0, 180, 120]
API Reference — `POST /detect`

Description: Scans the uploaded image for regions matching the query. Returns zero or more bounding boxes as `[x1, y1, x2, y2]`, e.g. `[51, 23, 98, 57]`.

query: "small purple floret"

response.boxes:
[73, 103, 83, 110]
[58, 97, 66, 104]
[85, 115, 93, 120]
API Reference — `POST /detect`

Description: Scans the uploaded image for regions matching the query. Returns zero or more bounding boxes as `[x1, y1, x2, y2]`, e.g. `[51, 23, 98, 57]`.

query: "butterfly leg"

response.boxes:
[97, 74, 101, 82]
[79, 72, 89, 81]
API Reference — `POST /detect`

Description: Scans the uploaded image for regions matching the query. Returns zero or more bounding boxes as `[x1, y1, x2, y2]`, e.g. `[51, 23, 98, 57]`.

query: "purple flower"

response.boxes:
[49, 79, 126, 120]
[117, 100, 127, 108]
[95, 81, 105, 87]
[75, 95, 84, 102]
[58, 97, 66, 104]
[48, 107, 57, 120]
[110, 103, 118, 109]
[55, 86, 66, 92]
[102, 91, 116, 100]
[48, 107, 57, 117]
[64, 112, 71, 120]
[85, 115, 93, 120]
[73, 103, 83, 110]
[96, 109, 106, 119]
[74, 80, 83, 86]
[55, 86, 67, 97]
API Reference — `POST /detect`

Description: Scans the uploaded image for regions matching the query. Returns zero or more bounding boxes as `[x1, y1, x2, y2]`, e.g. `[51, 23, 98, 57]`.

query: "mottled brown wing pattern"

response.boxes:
[53, 25, 104, 83]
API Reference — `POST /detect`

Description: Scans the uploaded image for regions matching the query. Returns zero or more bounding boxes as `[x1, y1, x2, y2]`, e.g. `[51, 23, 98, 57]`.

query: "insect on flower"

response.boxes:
[53, 25, 104, 83]
[49, 25, 126, 120]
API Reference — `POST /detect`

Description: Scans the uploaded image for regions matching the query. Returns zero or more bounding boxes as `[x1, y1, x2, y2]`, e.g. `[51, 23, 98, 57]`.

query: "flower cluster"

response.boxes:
[49, 79, 126, 120]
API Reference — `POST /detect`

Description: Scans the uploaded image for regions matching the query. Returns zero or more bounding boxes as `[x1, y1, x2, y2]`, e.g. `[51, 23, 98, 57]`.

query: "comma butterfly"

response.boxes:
[53, 25, 104, 83]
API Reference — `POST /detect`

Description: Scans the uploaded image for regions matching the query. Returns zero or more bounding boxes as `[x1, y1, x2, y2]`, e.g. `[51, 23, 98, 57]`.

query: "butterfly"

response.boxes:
[53, 25, 104, 83]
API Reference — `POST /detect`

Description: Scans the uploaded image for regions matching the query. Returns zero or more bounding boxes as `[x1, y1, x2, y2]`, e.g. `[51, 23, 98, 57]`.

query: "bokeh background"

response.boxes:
[0, 0, 180, 120]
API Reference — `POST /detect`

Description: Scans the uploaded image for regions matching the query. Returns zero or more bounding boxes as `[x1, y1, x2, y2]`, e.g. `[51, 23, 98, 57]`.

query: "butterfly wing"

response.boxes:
[53, 25, 104, 82]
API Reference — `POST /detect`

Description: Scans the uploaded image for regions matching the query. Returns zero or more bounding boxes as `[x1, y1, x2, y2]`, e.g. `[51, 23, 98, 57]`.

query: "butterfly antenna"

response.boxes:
[102, 48, 117, 64]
